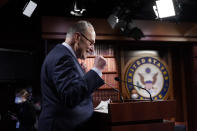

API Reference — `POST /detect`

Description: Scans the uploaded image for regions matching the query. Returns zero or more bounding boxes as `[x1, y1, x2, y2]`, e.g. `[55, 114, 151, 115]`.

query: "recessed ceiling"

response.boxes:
[40, 0, 197, 22]
[1, 0, 197, 22]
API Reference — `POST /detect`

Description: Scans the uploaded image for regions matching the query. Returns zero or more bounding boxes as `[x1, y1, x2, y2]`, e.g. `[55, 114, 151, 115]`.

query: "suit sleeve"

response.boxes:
[52, 56, 104, 108]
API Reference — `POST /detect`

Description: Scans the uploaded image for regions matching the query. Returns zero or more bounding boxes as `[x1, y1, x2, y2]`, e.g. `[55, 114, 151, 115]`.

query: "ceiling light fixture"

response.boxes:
[70, 1, 86, 16]
[22, 0, 37, 17]
[119, 21, 145, 41]
[107, 6, 144, 40]
[153, 0, 176, 19]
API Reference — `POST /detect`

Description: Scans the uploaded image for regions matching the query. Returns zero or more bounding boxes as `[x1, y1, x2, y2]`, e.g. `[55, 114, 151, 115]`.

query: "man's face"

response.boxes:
[77, 28, 95, 60]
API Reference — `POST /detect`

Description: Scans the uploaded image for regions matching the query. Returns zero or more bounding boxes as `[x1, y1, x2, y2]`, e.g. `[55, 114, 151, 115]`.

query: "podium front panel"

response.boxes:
[108, 100, 176, 123]
[111, 121, 174, 131]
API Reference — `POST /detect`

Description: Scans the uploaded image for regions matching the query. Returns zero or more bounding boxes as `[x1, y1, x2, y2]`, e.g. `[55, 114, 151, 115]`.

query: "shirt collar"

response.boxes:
[62, 42, 77, 58]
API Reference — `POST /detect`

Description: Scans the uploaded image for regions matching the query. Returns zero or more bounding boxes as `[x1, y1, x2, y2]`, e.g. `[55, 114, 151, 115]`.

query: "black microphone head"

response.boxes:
[114, 77, 120, 81]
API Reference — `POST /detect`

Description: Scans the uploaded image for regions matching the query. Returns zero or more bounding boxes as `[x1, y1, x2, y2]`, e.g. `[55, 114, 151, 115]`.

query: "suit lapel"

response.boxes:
[72, 56, 85, 77]
[62, 45, 85, 77]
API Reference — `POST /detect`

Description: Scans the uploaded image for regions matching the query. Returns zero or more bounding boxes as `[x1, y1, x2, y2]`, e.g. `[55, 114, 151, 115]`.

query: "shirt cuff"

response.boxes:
[91, 67, 102, 77]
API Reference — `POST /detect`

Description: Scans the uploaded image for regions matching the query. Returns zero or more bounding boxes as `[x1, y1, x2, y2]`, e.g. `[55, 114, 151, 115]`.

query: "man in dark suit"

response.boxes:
[38, 20, 107, 131]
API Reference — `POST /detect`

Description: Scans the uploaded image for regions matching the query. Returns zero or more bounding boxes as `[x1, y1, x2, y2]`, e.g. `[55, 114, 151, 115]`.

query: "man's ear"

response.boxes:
[74, 32, 81, 43]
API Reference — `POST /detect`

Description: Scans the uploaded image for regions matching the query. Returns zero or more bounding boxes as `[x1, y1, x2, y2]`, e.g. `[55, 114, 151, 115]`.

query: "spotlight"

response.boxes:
[153, 0, 176, 19]
[120, 21, 144, 41]
[23, 0, 37, 17]
[107, 14, 119, 29]
[107, 6, 144, 40]
[70, 1, 86, 16]
[107, 6, 123, 29]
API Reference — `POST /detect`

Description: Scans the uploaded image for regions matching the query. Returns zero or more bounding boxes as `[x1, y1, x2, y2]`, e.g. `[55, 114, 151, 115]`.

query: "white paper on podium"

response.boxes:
[94, 99, 111, 114]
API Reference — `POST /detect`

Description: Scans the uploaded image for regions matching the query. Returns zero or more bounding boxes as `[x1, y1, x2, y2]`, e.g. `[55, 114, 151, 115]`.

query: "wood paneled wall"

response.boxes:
[190, 46, 197, 131]
[42, 16, 197, 41]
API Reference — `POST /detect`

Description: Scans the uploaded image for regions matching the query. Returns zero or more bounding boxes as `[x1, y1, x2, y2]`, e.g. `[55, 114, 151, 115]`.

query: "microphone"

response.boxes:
[114, 77, 153, 101]
[104, 82, 124, 102]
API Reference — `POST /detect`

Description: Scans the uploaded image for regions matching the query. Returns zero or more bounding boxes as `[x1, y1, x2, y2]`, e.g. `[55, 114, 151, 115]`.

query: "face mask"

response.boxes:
[15, 97, 23, 104]
[34, 104, 41, 110]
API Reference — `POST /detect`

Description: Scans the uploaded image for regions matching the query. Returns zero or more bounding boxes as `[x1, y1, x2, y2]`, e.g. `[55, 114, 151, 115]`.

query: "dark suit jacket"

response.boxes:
[38, 44, 104, 131]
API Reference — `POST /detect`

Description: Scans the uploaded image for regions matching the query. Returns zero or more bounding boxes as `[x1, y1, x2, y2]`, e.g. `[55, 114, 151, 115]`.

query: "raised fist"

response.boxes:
[93, 56, 107, 71]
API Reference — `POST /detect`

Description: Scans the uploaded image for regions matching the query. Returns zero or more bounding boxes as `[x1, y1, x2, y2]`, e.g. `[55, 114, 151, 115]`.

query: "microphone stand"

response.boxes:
[114, 77, 153, 101]
[128, 83, 153, 101]
[105, 82, 124, 102]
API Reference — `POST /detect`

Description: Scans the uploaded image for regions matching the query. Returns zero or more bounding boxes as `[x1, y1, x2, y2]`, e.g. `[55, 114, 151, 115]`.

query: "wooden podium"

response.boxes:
[92, 100, 176, 131]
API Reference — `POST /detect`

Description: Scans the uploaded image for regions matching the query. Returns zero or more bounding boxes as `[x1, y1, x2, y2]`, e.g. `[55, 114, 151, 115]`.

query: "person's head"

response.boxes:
[65, 20, 95, 60]
[15, 89, 29, 104]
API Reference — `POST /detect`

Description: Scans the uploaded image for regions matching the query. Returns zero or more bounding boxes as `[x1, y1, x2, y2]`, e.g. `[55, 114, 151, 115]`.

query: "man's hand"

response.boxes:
[93, 56, 107, 71]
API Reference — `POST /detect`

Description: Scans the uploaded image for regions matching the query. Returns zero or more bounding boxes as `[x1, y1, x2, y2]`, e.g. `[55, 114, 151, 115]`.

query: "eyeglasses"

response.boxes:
[80, 32, 94, 46]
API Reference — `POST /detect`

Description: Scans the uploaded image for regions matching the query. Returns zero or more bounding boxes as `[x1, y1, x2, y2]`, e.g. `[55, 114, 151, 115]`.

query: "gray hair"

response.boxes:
[66, 20, 94, 37]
